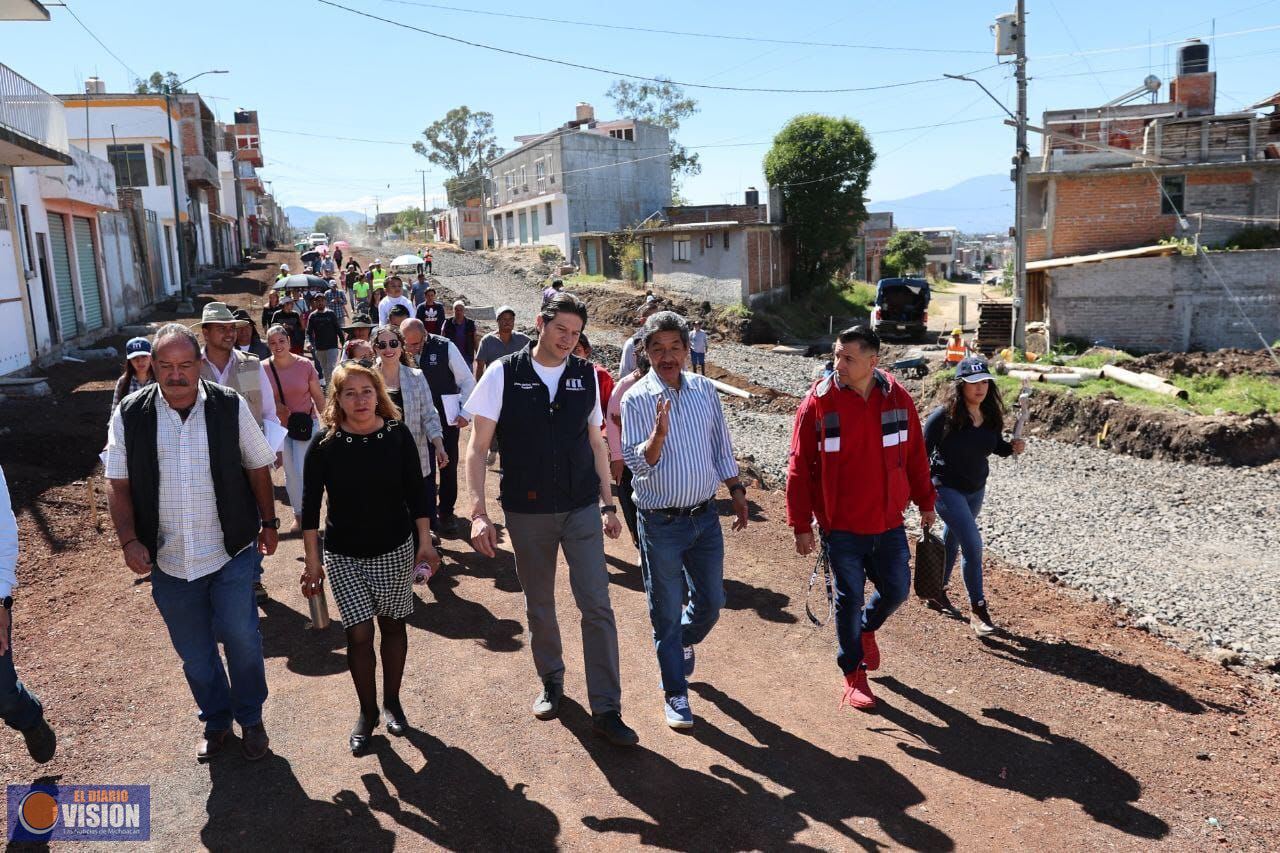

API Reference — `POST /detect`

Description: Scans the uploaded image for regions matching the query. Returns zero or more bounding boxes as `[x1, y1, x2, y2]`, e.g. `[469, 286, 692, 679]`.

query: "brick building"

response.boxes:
[1023, 39, 1280, 324]
[855, 211, 894, 282]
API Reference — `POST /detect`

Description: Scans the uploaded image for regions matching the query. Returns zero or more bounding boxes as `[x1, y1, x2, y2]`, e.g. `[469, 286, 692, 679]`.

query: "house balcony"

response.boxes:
[183, 152, 220, 189]
[0, 61, 72, 166]
[36, 144, 116, 209]
[235, 146, 263, 168]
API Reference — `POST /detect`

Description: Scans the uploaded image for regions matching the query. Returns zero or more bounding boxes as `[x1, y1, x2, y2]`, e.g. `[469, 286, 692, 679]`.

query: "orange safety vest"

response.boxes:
[945, 340, 967, 364]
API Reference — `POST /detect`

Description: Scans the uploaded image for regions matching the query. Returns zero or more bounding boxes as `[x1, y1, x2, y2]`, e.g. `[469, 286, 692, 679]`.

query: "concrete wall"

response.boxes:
[651, 229, 746, 305]
[562, 122, 671, 233]
[1046, 249, 1280, 351]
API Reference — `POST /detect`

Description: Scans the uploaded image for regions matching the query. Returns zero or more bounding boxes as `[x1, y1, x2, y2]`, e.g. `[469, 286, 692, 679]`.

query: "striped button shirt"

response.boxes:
[105, 385, 276, 582]
[621, 370, 739, 511]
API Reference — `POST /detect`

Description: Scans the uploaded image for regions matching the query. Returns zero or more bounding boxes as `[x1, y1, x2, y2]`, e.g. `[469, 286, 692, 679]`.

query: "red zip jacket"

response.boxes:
[785, 369, 935, 535]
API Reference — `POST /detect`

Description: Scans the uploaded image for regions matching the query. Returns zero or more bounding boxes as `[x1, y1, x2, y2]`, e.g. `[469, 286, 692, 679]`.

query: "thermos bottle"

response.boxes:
[307, 582, 331, 630]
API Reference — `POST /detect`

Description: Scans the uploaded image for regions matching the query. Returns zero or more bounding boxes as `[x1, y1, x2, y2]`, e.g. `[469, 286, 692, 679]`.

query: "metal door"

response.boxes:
[73, 216, 104, 330]
[47, 215, 78, 338]
[36, 234, 58, 344]
[585, 240, 598, 276]
[518, 210, 528, 244]
[531, 207, 539, 242]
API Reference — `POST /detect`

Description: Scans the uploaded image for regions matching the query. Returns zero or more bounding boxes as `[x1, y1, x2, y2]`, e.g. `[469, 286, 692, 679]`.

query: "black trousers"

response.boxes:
[437, 424, 460, 517]
[618, 466, 639, 544]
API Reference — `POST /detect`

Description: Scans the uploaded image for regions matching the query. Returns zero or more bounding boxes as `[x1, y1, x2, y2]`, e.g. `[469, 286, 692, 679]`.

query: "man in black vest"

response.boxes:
[464, 293, 637, 747]
[400, 318, 476, 535]
[105, 324, 280, 762]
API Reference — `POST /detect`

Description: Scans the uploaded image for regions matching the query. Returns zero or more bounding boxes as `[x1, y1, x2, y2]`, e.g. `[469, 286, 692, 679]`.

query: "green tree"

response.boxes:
[413, 107, 503, 206]
[763, 114, 875, 293]
[606, 77, 700, 197]
[880, 231, 930, 277]
[312, 215, 348, 238]
[392, 207, 424, 237]
[133, 72, 185, 95]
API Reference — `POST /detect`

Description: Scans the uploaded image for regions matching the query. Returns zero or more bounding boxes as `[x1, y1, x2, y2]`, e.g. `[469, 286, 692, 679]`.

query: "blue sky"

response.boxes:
[7, 0, 1279, 218]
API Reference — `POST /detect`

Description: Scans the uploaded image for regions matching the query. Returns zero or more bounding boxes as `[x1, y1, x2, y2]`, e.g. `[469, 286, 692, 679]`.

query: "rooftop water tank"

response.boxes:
[1178, 39, 1210, 75]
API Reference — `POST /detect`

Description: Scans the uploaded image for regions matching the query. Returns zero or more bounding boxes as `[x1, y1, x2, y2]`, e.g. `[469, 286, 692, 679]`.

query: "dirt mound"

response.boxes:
[1128, 348, 1280, 379]
[571, 284, 776, 344]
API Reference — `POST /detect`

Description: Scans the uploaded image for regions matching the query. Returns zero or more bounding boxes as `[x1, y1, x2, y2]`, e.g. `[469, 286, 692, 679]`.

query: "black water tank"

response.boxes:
[1178, 40, 1209, 75]
[745, 187, 759, 206]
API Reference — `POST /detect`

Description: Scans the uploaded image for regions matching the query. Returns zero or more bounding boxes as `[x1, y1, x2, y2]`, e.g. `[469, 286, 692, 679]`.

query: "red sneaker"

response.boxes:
[840, 669, 877, 711]
[861, 630, 880, 671]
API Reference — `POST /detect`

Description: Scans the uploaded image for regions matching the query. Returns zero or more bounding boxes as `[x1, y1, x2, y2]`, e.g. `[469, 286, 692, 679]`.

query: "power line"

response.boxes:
[376, 0, 991, 54]
[59, 1, 141, 83]
[315, 0, 982, 94]
[1034, 22, 1280, 60]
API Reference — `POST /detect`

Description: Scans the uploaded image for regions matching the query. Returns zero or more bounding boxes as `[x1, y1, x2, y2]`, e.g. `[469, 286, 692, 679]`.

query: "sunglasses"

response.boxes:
[374, 339, 401, 350]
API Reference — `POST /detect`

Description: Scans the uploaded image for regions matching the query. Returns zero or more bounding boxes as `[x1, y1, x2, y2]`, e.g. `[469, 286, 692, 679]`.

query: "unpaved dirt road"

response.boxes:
[1, 252, 1277, 851]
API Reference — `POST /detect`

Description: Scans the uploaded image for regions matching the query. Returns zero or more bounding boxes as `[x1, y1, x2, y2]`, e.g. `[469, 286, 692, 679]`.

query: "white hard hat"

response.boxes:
[280, 264, 289, 270]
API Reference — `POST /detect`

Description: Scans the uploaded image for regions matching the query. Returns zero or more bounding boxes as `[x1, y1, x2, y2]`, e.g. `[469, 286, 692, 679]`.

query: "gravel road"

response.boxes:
[433, 249, 1280, 670]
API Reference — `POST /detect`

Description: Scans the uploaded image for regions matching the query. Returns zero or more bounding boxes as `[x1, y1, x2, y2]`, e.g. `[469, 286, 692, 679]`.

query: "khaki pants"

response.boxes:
[504, 504, 622, 714]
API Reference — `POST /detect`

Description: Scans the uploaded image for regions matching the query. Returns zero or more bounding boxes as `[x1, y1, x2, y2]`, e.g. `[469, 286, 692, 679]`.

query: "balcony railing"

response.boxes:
[0, 62, 69, 154]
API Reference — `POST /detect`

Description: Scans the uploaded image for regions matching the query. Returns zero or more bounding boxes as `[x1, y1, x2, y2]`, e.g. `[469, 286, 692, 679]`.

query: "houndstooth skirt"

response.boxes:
[324, 535, 415, 627]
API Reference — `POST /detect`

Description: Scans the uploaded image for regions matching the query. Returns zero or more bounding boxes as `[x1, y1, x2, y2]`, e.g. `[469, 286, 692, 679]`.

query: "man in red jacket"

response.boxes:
[786, 325, 936, 711]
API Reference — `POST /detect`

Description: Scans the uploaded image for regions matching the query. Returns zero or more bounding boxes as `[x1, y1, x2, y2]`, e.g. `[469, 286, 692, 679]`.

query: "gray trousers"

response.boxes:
[504, 504, 622, 714]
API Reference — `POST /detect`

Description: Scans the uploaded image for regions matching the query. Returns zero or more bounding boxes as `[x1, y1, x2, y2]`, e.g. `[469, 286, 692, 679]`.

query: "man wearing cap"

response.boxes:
[370, 260, 387, 290]
[945, 328, 968, 366]
[325, 278, 348, 326]
[378, 277, 415, 326]
[785, 325, 936, 712]
[415, 286, 443, 336]
[400, 317, 476, 534]
[689, 319, 708, 376]
[440, 301, 479, 371]
[275, 264, 289, 283]
[473, 306, 530, 381]
[200, 302, 281, 601]
[233, 310, 271, 361]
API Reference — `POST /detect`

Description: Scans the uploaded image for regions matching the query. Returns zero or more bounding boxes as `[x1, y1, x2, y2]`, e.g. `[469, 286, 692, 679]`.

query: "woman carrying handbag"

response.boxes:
[265, 325, 326, 534]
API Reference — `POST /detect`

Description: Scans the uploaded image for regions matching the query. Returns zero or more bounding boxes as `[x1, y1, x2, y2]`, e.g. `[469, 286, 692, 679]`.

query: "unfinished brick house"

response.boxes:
[1023, 39, 1280, 323]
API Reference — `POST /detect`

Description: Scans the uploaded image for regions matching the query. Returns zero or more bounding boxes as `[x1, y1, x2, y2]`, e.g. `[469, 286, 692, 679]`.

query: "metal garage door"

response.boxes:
[47, 215, 77, 338]
[73, 216, 104, 330]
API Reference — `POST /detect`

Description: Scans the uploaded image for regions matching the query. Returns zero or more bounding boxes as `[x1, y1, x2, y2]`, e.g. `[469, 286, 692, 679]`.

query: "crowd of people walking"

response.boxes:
[1, 246, 1030, 768]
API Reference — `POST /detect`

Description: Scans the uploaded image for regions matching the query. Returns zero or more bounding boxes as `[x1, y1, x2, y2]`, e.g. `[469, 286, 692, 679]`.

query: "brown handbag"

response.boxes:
[913, 529, 946, 601]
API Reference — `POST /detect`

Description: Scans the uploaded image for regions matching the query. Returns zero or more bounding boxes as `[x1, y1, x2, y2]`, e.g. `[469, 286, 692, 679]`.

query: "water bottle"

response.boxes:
[307, 582, 331, 630]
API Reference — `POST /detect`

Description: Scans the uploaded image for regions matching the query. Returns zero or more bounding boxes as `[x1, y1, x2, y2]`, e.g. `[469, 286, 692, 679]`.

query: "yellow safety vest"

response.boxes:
[371, 269, 387, 289]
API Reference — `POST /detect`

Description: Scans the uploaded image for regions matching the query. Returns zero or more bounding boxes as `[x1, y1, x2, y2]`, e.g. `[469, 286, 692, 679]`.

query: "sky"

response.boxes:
[6, 0, 1280, 220]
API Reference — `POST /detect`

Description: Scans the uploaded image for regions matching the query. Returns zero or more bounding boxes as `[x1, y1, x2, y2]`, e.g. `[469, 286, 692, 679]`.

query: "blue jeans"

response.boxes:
[936, 485, 986, 604]
[0, 616, 44, 732]
[826, 526, 911, 675]
[150, 547, 268, 734]
[637, 508, 726, 694]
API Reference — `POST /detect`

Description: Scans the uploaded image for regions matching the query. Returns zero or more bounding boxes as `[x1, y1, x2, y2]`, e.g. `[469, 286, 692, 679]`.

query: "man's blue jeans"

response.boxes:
[150, 547, 268, 734]
[0, 615, 44, 733]
[936, 485, 986, 604]
[826, 526, 911, 675]
[637, 508, 725, 695]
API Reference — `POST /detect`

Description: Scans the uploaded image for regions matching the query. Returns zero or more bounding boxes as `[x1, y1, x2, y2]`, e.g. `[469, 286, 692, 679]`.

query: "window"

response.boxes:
[519, 164, 527, 190]
[152, 147, 168, 186]
[504, 171, 514, 199]
[703, 233, 714, 249]
[236, 136, 259, 149]
[535, 159, 546, 192]
[723, 230, 730, 250]
[608, 127, 635, 141]
[1161, 175, 1185, 216]
[673, 237, 691, 261]
[545, 202, 553, 226]
[107, 144, 148, 187]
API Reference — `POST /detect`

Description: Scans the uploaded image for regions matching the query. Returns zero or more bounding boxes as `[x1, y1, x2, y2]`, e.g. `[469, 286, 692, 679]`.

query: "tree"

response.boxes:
[413, 107, 503, 206]
[133, 72, 185, 95]
[392, 207, 424, 237]
[606, 77, 700, 197]
[312, 216, 348, 238]
[763, 114, 875, 294]
[881, 231, 930, 277]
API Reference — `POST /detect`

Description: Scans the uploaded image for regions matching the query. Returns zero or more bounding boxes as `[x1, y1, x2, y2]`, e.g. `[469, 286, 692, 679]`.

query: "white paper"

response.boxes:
[99, 450, 108, 467]
[442, 394, 463, 426]
[264, 419, 289, 452]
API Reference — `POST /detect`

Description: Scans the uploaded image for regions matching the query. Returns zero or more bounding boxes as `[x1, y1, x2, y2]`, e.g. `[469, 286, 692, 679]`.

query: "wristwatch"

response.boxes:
[261, 517, 281, 530]
[2, 596, 12, 611]
[600, 505, 618, 515]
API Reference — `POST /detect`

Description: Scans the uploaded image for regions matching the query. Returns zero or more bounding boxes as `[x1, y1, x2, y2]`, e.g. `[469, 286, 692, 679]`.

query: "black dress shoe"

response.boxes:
[382, 705, 408, 736]
[197, 729, 229, 762]
[22, 719, 57, 764]
[592, 711, 639, 747]
[349, 713, 379, 755]
[241, 723, 270, 761]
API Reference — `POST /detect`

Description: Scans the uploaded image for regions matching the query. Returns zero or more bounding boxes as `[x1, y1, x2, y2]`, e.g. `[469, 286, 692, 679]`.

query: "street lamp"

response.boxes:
[166, 69, 228, 312]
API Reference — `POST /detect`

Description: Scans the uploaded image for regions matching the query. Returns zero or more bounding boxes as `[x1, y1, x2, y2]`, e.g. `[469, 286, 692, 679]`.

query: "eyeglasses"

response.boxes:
[374, 339, 401, 350]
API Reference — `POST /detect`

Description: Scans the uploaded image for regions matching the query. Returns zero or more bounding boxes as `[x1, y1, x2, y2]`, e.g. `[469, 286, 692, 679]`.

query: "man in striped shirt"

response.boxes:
[621, 311, 748, 730]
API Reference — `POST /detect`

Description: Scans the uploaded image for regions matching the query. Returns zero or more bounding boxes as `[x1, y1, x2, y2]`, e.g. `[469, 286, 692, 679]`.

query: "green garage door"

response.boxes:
[73, 216, 103, 330]
[47, 215, 77, 338]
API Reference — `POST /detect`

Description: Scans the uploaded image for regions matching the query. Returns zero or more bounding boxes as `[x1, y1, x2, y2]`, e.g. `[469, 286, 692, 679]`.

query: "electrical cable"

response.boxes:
[59, 1, 141, 83]
[315, 0, 985, 94]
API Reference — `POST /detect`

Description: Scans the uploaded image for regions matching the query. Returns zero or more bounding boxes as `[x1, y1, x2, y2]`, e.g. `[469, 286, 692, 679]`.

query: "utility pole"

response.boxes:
[1012, 0, 1028, 350]
[415, 169, 428, 233]
[477, 158, 489, 250]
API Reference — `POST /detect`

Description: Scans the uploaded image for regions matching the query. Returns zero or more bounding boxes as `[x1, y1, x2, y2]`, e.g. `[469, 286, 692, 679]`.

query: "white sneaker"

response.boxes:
[663, 693, 694, 729]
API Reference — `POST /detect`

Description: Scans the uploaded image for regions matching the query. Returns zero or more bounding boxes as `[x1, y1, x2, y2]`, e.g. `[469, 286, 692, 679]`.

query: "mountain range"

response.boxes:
[284, 206, 365, 230]
[869, 174, 1013, 235]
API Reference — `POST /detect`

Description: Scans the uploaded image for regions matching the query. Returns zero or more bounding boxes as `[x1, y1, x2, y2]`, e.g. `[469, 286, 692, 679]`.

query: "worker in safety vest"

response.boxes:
[275, 263, 290, 283]
[945, 328, 968, 366]
[370, 260, 388, 290]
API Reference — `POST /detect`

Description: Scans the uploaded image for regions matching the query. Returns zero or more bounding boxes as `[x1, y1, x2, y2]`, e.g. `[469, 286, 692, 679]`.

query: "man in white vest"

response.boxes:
[199, 302, 281, 601]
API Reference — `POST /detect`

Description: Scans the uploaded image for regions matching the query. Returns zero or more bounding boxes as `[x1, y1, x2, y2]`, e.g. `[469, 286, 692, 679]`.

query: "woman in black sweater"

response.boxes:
[301, 361, 440, 754]
[923, 357, 1025, 636]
